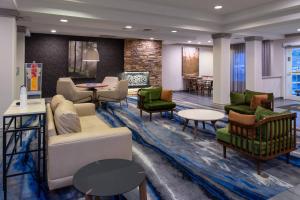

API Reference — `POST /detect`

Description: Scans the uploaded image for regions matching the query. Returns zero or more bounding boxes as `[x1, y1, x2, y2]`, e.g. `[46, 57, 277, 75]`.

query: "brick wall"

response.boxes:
[124, 39, 162, 86]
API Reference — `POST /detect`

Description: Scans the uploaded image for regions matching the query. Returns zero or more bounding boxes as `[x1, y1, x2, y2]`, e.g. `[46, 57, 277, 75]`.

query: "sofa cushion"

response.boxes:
[144, 100, 176, 110]
[245, 90, 273, 105]
[230, 92, 245, 105]
[80, 115, 110, 132]
[139, 90, 151, 103]
[255, 106, 277, 121]
[54, 100, 81, 134]
[50, 95, 65, 112]
[161, 90, 172, 102]
[144, 87, 162, 101]
[228, 111, 256, 139]
[224, 105, 254, 115]
[250, 94, 268, 110]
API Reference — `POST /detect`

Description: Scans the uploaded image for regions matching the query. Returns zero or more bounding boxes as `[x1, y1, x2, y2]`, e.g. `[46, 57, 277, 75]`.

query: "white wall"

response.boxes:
[0, 16, 17, 128]
[162, 44, 213, 90]
[15, 32, 25, 98]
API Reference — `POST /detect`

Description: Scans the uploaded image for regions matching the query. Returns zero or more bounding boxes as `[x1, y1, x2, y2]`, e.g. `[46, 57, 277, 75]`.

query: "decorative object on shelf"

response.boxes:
[68, 41, 98, 78]
[19, 85, 27, 109]
[121, 71, 150, 88]
[25, 62, 43, 98]
[182, 47, 199, 77]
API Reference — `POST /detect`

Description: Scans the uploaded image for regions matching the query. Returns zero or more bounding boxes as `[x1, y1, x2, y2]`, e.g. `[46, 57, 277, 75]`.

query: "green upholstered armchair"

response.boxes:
[224, 90, 274, 115]
[217, 108, 297, 175]
[137, 87, 176, 121]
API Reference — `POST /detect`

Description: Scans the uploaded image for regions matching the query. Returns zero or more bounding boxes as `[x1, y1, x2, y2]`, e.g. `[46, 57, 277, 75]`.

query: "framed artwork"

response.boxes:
[25, 62, 43, 97]
[68, 41, 98, 78]
[182, 47, 199, 76]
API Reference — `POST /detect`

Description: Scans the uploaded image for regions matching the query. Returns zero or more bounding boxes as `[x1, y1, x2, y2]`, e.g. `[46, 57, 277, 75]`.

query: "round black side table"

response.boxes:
[73, 159, 147, 200]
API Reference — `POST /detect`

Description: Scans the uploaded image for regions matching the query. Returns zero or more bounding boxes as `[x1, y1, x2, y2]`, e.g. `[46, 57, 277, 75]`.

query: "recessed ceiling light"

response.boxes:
[198, 42, 202, 44]
[208, 40, 212, 43]
[171, 30, 178, 33]
[124, 25, 133, 29]
[150, 37, 155, 40]
[60, 19, 68, 23]
[51, 29, 56, 33]
[297, 28, 300, 32]
[214, 5, 223, 10]
[187, 40, 192, 43]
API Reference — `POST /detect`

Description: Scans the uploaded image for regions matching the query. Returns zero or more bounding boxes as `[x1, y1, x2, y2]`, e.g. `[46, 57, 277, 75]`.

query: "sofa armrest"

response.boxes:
[74, 103, 96, 116]
[47, 127, 132, 181]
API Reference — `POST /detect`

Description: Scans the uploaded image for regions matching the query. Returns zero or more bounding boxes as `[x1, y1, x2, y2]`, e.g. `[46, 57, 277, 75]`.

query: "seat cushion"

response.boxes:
[80, 115, 110, 132]
[50, 95, 65, 112]
[144, 100, 176, 110]
[224, 104, 254, 115]
[54, 100, 81, 134]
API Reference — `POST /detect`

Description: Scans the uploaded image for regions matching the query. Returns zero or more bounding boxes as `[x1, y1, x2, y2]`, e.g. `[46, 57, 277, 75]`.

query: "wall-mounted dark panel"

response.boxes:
[25, 33, 124, 97]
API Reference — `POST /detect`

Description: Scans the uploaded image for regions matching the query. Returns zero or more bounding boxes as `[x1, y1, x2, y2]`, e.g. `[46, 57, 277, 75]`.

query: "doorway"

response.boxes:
[285, 47, 300, 100]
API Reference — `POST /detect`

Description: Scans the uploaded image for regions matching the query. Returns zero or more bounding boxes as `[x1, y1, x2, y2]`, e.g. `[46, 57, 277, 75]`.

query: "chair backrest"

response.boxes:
[102, 76, 119, 86]
[117, 80, 128, 99]
[56, 77, 77, 101]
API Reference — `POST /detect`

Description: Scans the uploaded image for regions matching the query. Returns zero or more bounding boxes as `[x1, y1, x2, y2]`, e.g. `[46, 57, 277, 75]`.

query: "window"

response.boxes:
[231, 44, 246, 92]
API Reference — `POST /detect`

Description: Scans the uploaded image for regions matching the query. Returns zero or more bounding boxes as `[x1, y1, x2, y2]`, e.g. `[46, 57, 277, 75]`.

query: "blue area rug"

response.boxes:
[96, 97, 300, 200]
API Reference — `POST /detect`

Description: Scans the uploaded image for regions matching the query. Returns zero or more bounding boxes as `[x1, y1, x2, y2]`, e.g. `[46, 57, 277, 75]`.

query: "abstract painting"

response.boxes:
[68, 41, 97, 78]
[182, 47, 199, 76]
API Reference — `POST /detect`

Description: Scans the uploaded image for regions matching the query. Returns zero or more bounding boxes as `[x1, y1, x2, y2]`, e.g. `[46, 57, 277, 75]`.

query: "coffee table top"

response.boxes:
[76, 83, 108, 89]
[177, 109, 225, 121]
[73, 159, 145, 197]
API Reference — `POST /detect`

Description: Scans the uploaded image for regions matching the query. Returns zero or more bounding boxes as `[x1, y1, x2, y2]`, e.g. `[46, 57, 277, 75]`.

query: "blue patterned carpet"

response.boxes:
[1, 96, 300, 200]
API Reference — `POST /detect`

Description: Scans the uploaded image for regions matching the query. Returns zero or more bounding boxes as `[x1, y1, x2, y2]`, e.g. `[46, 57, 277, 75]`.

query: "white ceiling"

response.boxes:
[2, 0, 300, 44]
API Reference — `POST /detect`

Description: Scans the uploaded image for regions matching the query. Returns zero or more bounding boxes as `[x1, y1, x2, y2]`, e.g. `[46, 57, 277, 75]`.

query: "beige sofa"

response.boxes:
[46, 102, 132, 190]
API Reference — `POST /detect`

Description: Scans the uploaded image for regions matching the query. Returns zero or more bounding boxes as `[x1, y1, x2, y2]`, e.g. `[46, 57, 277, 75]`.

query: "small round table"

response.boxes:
[73, 159, 147, 200]
[76, 83, 108, 105]
[178, 109, 225, 138]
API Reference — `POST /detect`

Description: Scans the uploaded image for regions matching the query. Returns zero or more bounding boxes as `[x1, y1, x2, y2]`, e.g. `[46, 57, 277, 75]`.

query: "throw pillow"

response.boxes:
[161, 90, 172, 102]
[228, 111, 256, 139]
[50, 94, 65, 112]
[250, 94, 268, 110]
[230, 92, 245, 105]
[54, 100, 81, 134]
[254, 106, 277, 121]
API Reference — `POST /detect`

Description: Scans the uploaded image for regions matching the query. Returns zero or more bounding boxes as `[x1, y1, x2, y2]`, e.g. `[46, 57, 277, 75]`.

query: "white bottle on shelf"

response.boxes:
[20, 85, 28, 109]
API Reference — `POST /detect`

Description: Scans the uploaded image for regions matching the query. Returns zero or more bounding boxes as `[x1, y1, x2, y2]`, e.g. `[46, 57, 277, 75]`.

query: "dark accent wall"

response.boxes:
[25, 33, 124, 97]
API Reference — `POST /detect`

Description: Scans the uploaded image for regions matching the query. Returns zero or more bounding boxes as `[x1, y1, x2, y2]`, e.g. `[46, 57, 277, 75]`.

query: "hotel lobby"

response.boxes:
[1, 0, 300, 199]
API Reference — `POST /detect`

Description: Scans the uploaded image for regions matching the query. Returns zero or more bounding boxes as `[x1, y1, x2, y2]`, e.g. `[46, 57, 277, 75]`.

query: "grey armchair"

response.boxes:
[56, 77, 93, 103]
[97, 80, 129, 106]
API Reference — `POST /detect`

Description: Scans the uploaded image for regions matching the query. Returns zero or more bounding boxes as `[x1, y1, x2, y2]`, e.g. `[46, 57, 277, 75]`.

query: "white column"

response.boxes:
[245, 36, 263, 91]
[212, 33, 231, 104]
[0, 16, 17, 128]
[15, 28, 26, 98]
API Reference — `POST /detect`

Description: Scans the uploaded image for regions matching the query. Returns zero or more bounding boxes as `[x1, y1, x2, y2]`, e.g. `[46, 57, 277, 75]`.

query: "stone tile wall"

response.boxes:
[124, 39, 162, 86]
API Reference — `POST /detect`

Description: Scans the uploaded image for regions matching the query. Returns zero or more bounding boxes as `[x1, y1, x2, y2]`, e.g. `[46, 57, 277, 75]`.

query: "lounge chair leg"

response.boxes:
[286, 153, 290, 164]
[150, 112, 152, 121]
[120, 101, 122, 107]
[171, 110, 173, 118]
[256, 160, 261, 175]
[140, 109, 142, 117]
[160, 112, 163, 117]
[223, 145, 226, 159]
[126, 97, 128, 107]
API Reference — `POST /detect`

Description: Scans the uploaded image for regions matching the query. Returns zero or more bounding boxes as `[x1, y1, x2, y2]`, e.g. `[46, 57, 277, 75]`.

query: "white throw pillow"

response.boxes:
[54, 100, 81, 134]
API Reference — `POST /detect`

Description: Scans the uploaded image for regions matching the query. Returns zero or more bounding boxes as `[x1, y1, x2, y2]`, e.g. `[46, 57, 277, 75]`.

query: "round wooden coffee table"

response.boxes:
[76, 83, 108, 105]
[178, 109, 225, 138]
[73, 159, 147, 200]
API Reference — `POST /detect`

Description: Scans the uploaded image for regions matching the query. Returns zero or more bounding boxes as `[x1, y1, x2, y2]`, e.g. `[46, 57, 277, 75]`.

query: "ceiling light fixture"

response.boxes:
[208, 40, 212, 43]
[150, 37, 155, 40]
[214, 5, 223, 10]
[198, 42, 202, 44]
[51, 29, 56, 33]
[297, 28, 300, 32]
[171, 30, 178, 33]
[187, 40, 192, 43]
[124, 25, 133, 29]
[60, 19, 68, 23]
